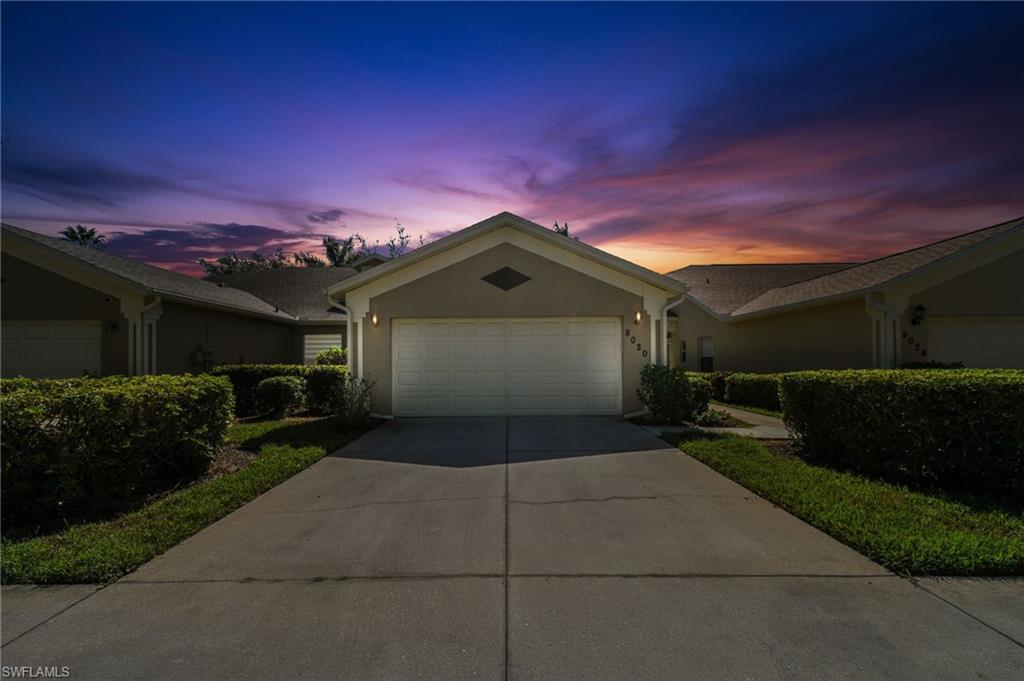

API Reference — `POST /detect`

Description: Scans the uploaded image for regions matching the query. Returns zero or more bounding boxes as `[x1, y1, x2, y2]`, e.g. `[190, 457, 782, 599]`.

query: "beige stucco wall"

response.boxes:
[157, 301, 295, 373]
[359, 243, 650, 414]
[672, 297, 874, 372]
[901, 249, 1024, 362]
[1, 253, 130, 375]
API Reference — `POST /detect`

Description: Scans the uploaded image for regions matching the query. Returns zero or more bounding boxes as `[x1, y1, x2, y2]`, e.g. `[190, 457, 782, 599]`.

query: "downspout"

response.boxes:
[660, 294, 686, 366]
[329, 298, 353, 375]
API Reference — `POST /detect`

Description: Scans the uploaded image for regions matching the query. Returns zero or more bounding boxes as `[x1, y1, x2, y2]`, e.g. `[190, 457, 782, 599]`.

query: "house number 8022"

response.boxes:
[624, 329, 648, 358]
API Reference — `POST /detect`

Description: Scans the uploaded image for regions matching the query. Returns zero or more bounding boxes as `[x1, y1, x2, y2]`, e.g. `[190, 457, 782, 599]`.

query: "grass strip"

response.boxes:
[2, 417, 360, 584]
[681, 435, 1024, 576]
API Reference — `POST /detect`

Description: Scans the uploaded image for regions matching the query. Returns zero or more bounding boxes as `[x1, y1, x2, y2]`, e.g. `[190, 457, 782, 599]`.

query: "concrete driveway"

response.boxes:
[3, 417, 1023, 679]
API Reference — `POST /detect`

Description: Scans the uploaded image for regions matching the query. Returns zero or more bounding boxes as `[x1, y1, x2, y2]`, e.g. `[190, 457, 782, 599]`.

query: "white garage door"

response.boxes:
[929, 318, 1024, 368]
[392, 318, 622, 416]
[2, 320, 102, 378]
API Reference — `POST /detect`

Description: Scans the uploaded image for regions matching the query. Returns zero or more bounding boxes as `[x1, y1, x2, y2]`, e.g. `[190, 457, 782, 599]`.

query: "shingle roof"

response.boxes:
[667, 263, 856, 316]
[2, 223, 294, 320]
[731, 216, 1024, 316]
[214, 267, 357, 321]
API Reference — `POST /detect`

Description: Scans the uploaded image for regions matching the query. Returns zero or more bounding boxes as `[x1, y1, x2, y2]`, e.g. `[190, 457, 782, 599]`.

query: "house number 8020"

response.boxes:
[624, 329, 648, 358]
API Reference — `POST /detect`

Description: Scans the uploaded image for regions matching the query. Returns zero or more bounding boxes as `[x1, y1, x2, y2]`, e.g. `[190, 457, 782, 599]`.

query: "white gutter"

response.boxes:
[660, 294, 686, 366]
[329, 299, 353, 373]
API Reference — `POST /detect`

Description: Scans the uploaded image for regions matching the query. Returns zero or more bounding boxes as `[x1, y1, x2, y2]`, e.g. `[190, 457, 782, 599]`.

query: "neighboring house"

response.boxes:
[666, 216, 1024, 372]
[3, 212, 1022, 416]
[0, 223, 351, 377]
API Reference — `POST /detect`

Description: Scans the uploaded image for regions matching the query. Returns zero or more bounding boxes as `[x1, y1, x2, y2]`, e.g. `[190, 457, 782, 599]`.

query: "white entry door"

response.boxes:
[928, 318, 1024, 368]
[392, 318, 622, 416]
[1, 320, 102, 378]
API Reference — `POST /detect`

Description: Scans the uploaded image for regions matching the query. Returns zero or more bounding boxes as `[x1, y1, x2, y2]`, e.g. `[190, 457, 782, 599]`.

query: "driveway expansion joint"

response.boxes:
[260, 494, 506, 514]
[912, 580, 1024, 650]
[510, 493, 752, 505]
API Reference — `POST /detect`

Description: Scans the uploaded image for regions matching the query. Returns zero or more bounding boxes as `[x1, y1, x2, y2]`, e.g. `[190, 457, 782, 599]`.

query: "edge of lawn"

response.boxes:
[1, 416, 367, 585]
[678, 434, 1024, 576]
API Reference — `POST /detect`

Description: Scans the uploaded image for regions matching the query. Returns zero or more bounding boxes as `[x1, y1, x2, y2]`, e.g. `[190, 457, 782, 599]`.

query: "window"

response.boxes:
[303, 333, 343, 364]
[680, 340, 687, 364]
[698, 336, 714, 372]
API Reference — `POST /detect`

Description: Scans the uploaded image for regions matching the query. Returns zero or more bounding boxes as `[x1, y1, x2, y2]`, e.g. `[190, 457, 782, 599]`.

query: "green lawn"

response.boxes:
[1, 417, 365, 584]
[680, 435, 1024, 576]
[711, 400, 784, 420]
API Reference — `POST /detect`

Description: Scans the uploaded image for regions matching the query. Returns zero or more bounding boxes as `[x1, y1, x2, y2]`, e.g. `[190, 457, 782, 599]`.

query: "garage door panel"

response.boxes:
[2, 321, 102, 378]
[929, 319, 1024, 369]
[392, 318, 622, 416]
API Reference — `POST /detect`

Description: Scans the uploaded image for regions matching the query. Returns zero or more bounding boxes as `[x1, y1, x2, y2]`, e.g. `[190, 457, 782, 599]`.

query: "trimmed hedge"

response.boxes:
[256, 376, 305, 417]
[709, 371, 731, 401]
[210, 364, 347, 416]
[724, 373, 782, 411]
[1, 375, 234, 528]
[780, 369, 1024, 495]
[638, 365, 711, 424]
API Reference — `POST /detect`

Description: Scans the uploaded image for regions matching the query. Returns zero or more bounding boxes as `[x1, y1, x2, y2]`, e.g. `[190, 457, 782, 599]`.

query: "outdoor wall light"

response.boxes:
[910, 304, 927, 326]
[633, 309, 643, 326]
[371, 311, 380, 327]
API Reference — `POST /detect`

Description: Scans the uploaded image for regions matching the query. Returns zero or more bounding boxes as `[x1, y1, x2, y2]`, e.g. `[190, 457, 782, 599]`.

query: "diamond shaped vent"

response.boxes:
[481, 267, 531, 291]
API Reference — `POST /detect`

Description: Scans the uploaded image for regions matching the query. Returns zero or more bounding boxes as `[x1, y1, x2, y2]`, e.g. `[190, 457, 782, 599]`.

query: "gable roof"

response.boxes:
[213, 267, 357, 321]
[731, 216, 1024, 317]
[328, 211, 686, 296]
[667, 263, 856, 316]
[667, 215, 1024, 320]
[1, 223, 294, 321]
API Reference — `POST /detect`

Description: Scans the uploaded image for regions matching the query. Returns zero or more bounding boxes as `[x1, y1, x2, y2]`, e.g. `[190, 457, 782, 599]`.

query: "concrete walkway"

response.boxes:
[3, 417, 1022, 679]
[643, 403, 790, 440]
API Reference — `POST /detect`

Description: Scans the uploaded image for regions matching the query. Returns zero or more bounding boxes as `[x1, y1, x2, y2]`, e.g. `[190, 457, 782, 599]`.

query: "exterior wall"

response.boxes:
[902, 250, 1024, 363]
[361, 243, 649, 414]
[293, 324, 347, 363]
[157, 301, 294, 373]
[1, 253, 130, 375]
[672, 298, 873, 373]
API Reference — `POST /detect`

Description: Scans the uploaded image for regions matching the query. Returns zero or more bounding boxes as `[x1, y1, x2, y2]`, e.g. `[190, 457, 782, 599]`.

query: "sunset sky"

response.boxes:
[2, 2, 1022, 276]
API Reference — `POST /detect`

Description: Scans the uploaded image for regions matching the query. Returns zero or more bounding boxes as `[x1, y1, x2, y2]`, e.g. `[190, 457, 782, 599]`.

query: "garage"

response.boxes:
[392, 318, 622, 416]
[1, 320, 102, 378]
[928, 318, 1024, 368]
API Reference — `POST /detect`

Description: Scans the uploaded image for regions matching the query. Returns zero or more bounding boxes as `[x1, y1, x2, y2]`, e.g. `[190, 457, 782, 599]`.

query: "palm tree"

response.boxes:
[60, 225, 106, 249]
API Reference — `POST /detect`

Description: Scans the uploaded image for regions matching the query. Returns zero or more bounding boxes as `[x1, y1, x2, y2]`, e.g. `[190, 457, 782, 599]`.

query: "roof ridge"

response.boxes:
[767, 214, 1024, 295]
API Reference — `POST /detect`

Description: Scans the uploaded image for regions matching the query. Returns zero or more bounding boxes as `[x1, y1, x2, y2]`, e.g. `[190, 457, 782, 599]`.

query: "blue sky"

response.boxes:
[2, 2, 1022, 273]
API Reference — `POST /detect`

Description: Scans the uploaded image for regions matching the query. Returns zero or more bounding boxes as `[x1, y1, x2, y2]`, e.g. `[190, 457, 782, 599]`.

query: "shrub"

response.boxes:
[724, 373, 782, 411]
[331, 374, 375, 430]
[303, 365, 348, 415]
[1, 374, 234, 529]
[901, 361, 965, 369]
[315, 346, 347, 366]
[637, 365, 711, 424]
[210, 364, 308, 415]
[780, 369, 1024, 495]
[709, 371, 731, 401]
[256, 376, 305, 417]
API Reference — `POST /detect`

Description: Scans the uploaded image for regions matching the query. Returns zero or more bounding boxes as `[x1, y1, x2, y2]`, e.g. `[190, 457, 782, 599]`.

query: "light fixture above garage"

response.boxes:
[634, 309, 643, 325]
[371, 311, 379, 327]
[910, 304, 927, 326]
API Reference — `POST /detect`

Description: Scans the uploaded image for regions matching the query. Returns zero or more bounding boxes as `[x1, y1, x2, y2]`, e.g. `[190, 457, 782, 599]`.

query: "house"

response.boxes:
[3, 212, 1022, 416]
[0, 223, 352, 377]
[665, 216, 1024, 372]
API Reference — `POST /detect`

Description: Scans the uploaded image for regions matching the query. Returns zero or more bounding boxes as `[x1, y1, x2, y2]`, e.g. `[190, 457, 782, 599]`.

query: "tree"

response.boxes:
[60, 225, 106, 249]
[322, 235, 367, 267]
[292, 251, 326, 268]
[552, 222, 580, 240]
[198, 249, 290, 277]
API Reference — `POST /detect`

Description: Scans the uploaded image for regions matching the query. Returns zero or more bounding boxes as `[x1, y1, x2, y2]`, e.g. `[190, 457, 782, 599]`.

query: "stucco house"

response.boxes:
[2, 212, 1022, 417]
[666, 216, 1024, 373]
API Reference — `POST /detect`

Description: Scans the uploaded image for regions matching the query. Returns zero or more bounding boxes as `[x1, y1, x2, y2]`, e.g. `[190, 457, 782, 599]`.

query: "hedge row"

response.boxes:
[638, 366, 711, 424]
[210, 364, 346, 416]
[780, 369, 1024, 495]
[724, 373, 782, 411]
[1, 375, 234, 528]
